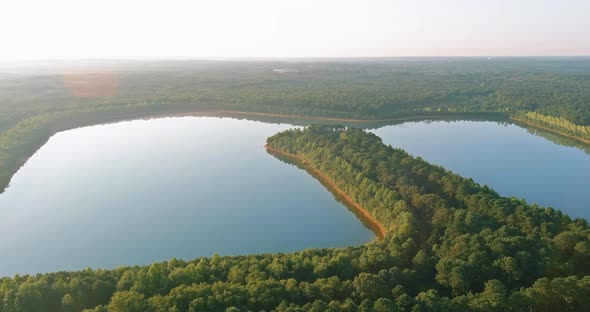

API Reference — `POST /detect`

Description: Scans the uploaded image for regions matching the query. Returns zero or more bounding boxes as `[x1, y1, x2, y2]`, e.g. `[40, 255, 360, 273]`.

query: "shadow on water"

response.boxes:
[218, 109, 590, 155]
[4, 109, 590, 201]
[0, 109, 509, 195]
[266, 148, 385, 240]
[514, 121, 590, 156]
[206, 111, 508, 130]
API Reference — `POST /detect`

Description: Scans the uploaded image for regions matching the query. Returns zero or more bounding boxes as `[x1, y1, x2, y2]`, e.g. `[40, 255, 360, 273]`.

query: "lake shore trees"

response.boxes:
[1, 126, 589, 311]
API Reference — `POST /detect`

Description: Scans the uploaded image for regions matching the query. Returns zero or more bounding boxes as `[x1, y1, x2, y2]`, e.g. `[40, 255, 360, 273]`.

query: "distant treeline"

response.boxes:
[2, 58, 590, 191]
[513, 111, 590, 142]
[4, 59, 590, 124]
[1, 126, 589, 312]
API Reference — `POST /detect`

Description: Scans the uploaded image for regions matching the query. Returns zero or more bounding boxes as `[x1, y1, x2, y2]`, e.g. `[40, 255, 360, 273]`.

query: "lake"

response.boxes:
[1, 116, 589, 276]
[0, 117, 374, 276]
[373, 120, 590, 220]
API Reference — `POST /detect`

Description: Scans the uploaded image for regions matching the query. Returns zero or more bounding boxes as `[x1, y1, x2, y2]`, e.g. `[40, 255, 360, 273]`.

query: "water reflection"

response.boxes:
[268, 149, 385, 239]
[517, 122, 590, 156]
[372, 119, 590, 221]
[0, 117, 373, 276]
[1, 114, 590, 276]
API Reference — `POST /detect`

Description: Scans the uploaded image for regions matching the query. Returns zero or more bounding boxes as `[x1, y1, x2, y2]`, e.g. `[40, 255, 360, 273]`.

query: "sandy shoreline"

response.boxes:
[265, 144, 386, 240]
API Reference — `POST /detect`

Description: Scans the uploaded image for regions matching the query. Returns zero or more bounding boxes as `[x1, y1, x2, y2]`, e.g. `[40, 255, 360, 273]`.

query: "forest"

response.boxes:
[1, 57, 590, 192]
[513, 111, 590, 142]
[1, 125, 589, 312]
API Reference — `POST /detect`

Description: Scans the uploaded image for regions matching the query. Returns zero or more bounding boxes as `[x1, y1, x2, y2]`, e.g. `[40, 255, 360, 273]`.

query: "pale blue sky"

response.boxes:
[0, 0, 588, 60]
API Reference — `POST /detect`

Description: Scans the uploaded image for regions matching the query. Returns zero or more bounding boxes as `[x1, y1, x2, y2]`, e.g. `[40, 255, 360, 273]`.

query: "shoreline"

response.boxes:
[2, 108, 587, 197]
[211, 110, 375, 123]
[0, 109, 503, 194]
[210, 110, 505, 124]
[511, 117, 590, 145]
[265, 144, 387, 240]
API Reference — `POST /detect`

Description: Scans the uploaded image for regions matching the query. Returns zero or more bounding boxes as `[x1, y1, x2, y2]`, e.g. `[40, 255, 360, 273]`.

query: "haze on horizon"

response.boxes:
[1, 0, 589, 61]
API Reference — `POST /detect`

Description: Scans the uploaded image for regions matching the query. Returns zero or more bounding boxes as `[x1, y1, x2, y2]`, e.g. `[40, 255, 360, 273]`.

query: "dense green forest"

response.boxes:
[1, 126, 589, 312]
[1, 58, 590, 191]
[513, 111, 590, 142]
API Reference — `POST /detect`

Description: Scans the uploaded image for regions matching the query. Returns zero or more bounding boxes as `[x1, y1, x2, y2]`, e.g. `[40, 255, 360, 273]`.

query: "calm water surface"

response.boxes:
[373, 120, 590, 220]
[0, 117, 373, 276]
[2, 117, 590, 276]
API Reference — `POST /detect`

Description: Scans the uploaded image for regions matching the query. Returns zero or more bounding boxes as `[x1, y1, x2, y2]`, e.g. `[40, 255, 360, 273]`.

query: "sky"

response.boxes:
[1, 0, 589, 60]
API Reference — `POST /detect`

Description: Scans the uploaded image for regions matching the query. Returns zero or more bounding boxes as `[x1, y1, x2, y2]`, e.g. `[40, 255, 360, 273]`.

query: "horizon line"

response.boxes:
[2, 55, 590, 63]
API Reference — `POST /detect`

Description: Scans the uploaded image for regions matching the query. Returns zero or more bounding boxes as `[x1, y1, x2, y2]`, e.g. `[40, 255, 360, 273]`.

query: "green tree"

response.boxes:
[107, 291, 147, 312]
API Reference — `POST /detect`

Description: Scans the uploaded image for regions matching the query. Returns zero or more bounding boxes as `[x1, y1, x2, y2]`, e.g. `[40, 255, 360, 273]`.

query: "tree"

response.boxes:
[374, 298, 397, 312]
[107, 291, 147, 312]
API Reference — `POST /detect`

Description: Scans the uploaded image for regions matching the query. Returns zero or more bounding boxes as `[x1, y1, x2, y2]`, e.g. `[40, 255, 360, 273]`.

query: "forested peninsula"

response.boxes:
[2, 58, 590, 192]
[265, 143, 386, 239]
[1, 126, 589, 312]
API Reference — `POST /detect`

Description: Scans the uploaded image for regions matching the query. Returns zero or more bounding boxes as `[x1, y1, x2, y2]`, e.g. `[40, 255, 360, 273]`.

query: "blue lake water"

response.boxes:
[373, 120, 590, 220]
[1, 116, 589, 276]
[0, 117, 373, 276]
